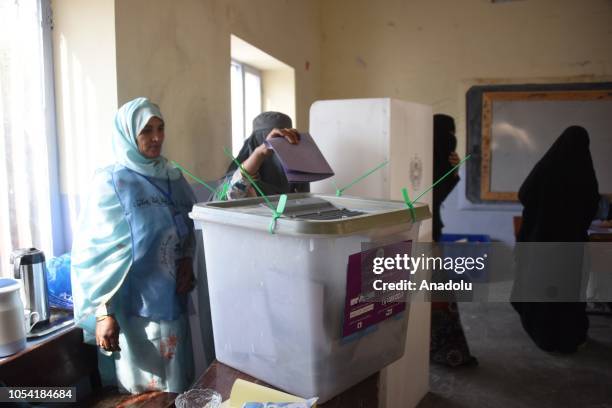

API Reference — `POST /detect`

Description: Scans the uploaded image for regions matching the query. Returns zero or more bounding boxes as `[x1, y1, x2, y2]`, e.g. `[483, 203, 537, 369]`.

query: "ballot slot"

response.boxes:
[260, 197, 366, 220]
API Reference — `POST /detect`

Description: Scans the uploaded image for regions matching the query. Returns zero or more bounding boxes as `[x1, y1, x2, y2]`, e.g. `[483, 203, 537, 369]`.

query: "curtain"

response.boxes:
[0, 0, 54, 277]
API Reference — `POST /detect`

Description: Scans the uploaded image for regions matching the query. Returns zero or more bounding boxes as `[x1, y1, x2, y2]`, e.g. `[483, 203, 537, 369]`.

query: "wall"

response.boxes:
[262, 68, 296, 123]
[114, 0, 321, 182]
[319, 0, 612, 242]
[52, 0, 118, 251]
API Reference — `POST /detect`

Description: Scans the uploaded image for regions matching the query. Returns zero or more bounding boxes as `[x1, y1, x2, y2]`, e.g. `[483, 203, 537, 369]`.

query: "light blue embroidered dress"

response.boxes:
[71, 98, 195, 393]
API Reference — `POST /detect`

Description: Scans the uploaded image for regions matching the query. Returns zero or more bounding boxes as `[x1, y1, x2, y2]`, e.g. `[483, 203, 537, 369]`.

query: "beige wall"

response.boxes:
[114, 0, 321, 180]
[262, 68, 296, 122]
[319, 0, 612, 156]
[52, 0, 118, 195]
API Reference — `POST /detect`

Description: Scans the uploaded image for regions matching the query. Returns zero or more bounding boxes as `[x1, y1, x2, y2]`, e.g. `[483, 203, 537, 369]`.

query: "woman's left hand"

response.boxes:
[449, 152, 460, 177]
[176, 258, 196, 294]
[449, 152, 460, 167]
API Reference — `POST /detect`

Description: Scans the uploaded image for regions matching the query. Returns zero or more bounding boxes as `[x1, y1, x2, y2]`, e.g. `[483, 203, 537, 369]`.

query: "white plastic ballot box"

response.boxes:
[190, 194, 430, 403]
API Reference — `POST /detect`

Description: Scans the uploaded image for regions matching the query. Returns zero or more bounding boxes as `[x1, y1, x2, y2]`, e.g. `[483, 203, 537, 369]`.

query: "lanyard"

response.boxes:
[127, 169, 175, 207]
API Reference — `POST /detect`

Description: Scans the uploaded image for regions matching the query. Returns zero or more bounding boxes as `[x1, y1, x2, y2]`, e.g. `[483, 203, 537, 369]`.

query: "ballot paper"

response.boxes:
[243, 401, 317, 408]
[265, 132, 334, 183]
[220, 379, 317, 408]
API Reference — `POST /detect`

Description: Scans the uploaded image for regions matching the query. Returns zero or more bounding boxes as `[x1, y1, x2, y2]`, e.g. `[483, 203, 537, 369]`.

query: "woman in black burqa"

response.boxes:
[223, 111, 309, 198]
[512, 125, 600, 353]
[430, 114, 477, 367]
[433, 114, 460, 242]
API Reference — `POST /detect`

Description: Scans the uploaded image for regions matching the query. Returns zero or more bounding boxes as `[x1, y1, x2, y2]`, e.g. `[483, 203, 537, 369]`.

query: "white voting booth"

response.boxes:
[310, 98, 433, 408]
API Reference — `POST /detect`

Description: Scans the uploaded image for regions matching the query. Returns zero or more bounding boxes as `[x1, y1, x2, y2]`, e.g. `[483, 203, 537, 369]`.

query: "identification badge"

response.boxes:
[174, 213, 189, 238]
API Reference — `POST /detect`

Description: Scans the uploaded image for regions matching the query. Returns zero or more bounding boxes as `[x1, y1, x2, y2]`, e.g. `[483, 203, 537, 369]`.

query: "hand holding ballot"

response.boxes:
[242, 129, 334, 183]
[260, 127, 301, 156]
[265, 132, 334, 183]
[224, 111, 333, 199]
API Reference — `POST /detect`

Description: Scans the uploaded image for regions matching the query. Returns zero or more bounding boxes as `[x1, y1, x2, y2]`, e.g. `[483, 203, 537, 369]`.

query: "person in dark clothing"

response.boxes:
[224, 111, 309, 199]
[516, 126, 599, 242]
[512, 125, 601, 353]
[430, 114, 477, 367]
[432, 114, 460, 242]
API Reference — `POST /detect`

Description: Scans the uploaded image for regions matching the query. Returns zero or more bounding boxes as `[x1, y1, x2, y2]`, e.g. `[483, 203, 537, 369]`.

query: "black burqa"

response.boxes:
[430, 115, 476, 367]
[432, 114, 460, 242]
[512, 126, 600, 353]
[225, 111, 310, 195]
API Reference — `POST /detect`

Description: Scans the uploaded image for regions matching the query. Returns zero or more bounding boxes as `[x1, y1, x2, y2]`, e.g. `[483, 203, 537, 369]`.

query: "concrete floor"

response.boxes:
[418, 303, 612, 408]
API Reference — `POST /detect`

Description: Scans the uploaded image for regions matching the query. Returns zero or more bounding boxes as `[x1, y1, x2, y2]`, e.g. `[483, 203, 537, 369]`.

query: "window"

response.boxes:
[230, 34, 296, 157]
[231, 60, 262, 155]
[0, 0, 59, 277]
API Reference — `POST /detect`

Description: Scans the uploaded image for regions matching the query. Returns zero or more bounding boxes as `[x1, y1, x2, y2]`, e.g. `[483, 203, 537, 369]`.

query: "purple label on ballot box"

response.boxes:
[342, 241, 411, 338]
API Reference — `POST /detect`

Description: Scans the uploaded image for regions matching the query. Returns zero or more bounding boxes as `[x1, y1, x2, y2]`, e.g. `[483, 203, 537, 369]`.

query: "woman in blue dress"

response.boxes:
[71, 97, 196, 393]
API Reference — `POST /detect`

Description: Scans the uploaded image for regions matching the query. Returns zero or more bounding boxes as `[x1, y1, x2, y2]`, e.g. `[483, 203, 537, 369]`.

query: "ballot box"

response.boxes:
[190, 194, 430, 403]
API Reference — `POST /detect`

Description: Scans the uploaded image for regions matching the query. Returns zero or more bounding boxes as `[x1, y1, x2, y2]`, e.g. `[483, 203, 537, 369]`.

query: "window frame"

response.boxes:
[40, 0, 64, 254]
[231, 59, 263, 149]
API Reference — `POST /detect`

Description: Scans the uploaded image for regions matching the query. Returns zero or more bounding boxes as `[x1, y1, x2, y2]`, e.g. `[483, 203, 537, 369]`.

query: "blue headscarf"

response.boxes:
[113, 97, 181, 180]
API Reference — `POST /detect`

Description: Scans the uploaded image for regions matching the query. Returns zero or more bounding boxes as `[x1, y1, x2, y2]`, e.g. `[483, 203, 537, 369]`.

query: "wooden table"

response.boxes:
[192, 360, 380, 408]
[88, 359, 380, 407]
[0, 325, 98, 388]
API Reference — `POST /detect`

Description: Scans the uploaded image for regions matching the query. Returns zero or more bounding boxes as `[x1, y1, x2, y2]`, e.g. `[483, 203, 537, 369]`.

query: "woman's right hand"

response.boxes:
[95, 315, 121, 352]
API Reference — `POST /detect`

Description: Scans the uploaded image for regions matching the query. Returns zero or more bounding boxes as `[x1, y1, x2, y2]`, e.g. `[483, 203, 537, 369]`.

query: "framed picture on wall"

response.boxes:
[466, 82, 612, 203]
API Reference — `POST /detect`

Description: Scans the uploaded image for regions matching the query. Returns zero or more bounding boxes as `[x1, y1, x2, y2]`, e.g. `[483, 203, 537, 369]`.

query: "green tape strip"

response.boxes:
[401, 187, 417, 222]
[268, 194, 287, 234]
[223, 147, 287, 234]
[332, 180, 341, 197]
[335, 160, 389, 197]
[223, 147, 275, 211]
[215, 180, 230, 201]
[211, 180, 230, 201]
[171, 160, 216, 193]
